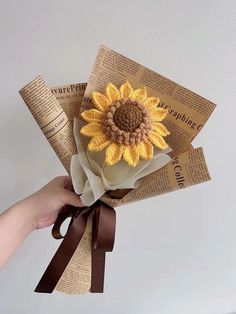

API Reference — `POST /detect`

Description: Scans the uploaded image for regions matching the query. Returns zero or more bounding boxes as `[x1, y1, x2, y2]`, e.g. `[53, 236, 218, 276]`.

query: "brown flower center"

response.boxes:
[102, 99, 151, 146]
[113, 103, 143, 132]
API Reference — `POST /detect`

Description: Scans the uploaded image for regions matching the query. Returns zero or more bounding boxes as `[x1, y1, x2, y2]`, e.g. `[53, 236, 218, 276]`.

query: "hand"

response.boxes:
[21, 176, 83, 230]
[0, 176, 83, 269]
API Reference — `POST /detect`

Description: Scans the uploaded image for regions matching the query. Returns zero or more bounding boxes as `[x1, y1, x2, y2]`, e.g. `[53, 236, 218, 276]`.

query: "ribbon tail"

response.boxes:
[91, 250, 106, 293]
[90, 201, 116, 293]
[35, 208, 91, 293]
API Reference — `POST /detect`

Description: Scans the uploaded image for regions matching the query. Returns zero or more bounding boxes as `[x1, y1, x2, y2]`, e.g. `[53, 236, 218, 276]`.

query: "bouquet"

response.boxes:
[19, 45, 216, 294]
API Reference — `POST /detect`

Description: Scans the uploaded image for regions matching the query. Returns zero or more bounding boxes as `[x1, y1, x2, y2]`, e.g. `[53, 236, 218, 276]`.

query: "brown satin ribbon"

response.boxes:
[34, 201, 116, 294]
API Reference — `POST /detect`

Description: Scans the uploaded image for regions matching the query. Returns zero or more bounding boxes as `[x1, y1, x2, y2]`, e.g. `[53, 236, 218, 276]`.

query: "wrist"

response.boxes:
[8, 198, 37, 235]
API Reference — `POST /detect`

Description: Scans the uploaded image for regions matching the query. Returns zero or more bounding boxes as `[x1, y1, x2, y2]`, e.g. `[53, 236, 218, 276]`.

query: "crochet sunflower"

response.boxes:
[80, 81, 170, 167]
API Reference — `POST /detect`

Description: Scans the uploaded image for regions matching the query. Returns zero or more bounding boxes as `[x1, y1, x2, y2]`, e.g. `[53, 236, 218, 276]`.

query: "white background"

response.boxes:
[0, 1, 235, 313]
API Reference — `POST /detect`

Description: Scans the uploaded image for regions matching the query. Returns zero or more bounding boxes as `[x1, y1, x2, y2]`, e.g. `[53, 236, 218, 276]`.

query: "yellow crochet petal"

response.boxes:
[106, 83, 120, 102]
[81, 109, 103, 123]
[143, 97, 160, 111]
[132, 87, 147, 102]
[151, 122, 170, 137]
[88, 134, 111, 152]
[137, 140, 153, 160]
[120, 81, 133, 98]
[150, 108, 168, 122]
[80, 122, 102, 137]
[92, 92, 111, 112]
[148, 131, 168, 150]
[105, 143, 123, 166]
[123, 145, 139, 167]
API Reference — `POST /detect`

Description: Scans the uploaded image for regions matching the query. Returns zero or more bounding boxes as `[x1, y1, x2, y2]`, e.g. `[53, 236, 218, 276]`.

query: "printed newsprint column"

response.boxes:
[19, 76, 77, 173]
[101, 147, 211, 207]
[51, 83, 86, 122]
[121, 147, 210, 204]
[81, 45, 216, 156]
[55, 215, 92, 294]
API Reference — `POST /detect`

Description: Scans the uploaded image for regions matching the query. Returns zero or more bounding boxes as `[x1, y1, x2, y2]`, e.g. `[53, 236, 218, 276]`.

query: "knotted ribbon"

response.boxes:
[34, 201, 116, 293]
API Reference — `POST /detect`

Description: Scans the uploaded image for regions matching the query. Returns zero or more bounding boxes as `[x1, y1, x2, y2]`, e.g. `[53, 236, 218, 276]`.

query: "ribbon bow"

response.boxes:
[35, 201, 116, 293]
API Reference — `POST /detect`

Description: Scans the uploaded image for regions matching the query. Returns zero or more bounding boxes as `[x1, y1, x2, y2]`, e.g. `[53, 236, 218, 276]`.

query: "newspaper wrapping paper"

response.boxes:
[19, 76, 78, 173]
[55, 215, 92, 294]
[81, 45, 216, 157]
[19, 45, 216, 294]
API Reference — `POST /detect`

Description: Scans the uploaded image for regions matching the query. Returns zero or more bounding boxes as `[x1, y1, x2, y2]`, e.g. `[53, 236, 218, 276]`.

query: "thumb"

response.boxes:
[61, 189, 84, 207]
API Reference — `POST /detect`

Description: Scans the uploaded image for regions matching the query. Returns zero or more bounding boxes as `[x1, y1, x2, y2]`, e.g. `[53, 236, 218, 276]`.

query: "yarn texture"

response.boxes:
[80, 81, 170, 167]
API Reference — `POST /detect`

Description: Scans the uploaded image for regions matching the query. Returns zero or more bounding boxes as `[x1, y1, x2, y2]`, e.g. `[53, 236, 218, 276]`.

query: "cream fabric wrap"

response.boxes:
[70, 118, 172, 206]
